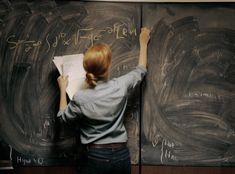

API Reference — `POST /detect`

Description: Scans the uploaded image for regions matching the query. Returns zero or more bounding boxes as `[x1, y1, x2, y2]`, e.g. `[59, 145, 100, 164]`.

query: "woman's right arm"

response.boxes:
[138, 27, 151, 68]
[116, 27, 151, 91]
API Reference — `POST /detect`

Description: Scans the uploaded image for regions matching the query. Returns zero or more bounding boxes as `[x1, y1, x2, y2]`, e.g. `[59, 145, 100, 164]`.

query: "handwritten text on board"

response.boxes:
[6, 22, 137, 53]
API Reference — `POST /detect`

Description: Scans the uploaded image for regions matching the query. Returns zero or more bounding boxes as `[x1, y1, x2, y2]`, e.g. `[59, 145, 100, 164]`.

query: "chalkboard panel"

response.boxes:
[0, 0, 141, 166]
[142, 3, 235, 166]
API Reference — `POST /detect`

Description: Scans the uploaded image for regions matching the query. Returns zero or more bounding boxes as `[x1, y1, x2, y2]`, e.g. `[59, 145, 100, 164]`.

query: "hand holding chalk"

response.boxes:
[140, 27, 151, 47]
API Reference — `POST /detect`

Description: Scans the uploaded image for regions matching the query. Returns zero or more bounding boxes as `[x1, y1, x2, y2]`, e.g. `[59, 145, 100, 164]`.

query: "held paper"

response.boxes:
[53, 54, 86, 99]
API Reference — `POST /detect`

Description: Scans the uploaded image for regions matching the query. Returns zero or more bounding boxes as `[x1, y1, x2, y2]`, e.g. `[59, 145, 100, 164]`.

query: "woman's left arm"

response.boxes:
[57, 75, 82, 123]
[57, 75, 68, 111]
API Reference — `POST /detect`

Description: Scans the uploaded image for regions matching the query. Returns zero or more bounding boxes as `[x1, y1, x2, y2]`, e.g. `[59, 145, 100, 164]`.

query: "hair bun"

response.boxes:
[86, 73, 97, 87]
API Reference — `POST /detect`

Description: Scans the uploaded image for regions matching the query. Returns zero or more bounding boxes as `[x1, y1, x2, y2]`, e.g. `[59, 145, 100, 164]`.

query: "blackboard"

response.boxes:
[1, 1, 235, 168]
[141, 3, 235, 166]
[0, 0, 141, 166]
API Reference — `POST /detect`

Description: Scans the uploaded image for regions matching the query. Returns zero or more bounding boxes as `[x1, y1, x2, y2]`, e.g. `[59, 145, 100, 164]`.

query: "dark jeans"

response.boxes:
[79, 146, 131, 174]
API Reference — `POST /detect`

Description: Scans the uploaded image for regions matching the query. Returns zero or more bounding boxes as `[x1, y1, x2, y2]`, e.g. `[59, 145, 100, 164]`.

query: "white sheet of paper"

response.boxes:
[53, 54, 86, 99]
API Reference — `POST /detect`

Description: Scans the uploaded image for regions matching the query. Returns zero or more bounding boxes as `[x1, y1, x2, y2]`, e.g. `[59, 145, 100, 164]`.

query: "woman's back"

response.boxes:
[56, 28, 150, 174]
[66, 65, 147, 144]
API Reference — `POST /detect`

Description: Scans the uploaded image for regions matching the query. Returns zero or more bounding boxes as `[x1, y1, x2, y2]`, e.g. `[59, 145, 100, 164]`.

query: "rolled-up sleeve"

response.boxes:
[57, 100, 82, 123]
[117, 65, 147, 91]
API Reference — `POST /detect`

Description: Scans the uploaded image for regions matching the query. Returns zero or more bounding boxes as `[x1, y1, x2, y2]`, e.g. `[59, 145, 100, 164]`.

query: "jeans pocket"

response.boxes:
[87, 155, 110, 162]
[115, 155, 130, 163]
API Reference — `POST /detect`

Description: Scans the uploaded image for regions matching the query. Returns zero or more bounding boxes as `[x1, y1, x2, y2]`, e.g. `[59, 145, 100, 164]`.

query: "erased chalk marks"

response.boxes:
[142, 4, 235, 166]
[0, 1, 140, 165]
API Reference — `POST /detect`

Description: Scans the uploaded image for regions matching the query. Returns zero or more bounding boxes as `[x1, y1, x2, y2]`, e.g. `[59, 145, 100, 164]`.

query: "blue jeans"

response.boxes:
[79, 147, 131, 174]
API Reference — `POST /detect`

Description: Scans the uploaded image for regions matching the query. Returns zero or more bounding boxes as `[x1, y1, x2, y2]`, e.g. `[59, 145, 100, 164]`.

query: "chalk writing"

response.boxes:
[151, 135, 162, 147]
[7, 22, 137, 53]
[7, 35, 42, 52]
[160, 139, 177, 164]
[16, 156, 44, 166]
[188, 92, 224, 101]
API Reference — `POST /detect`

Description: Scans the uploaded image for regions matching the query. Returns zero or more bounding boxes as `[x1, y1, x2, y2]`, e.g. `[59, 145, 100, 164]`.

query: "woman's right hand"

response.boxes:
[139, 27, 151, 47]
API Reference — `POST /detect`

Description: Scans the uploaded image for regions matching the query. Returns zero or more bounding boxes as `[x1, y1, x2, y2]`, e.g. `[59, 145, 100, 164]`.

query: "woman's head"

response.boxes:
[83, 43, 112, 88]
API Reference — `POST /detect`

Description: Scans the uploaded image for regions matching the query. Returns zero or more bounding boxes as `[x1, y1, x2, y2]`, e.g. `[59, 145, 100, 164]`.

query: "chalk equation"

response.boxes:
[16, 155, 44, 166]
[151, 136, 177, 164]
[6, 22, 137, 53]
[160, 139, 177, 164]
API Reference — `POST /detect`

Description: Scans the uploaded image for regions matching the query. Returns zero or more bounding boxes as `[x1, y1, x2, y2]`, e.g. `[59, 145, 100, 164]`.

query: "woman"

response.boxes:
[57, 27, 150, 174]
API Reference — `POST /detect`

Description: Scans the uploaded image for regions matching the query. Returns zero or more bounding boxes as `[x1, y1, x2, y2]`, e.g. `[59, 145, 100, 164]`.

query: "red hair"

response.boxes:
[83, 43, 112, 88]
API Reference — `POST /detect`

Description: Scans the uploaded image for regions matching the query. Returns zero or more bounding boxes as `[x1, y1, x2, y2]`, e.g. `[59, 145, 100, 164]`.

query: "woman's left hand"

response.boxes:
[57, 75, 68, 92]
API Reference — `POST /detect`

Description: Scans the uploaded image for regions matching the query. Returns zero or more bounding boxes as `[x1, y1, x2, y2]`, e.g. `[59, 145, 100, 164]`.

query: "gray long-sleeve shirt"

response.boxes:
[57, 65, 147, 144]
